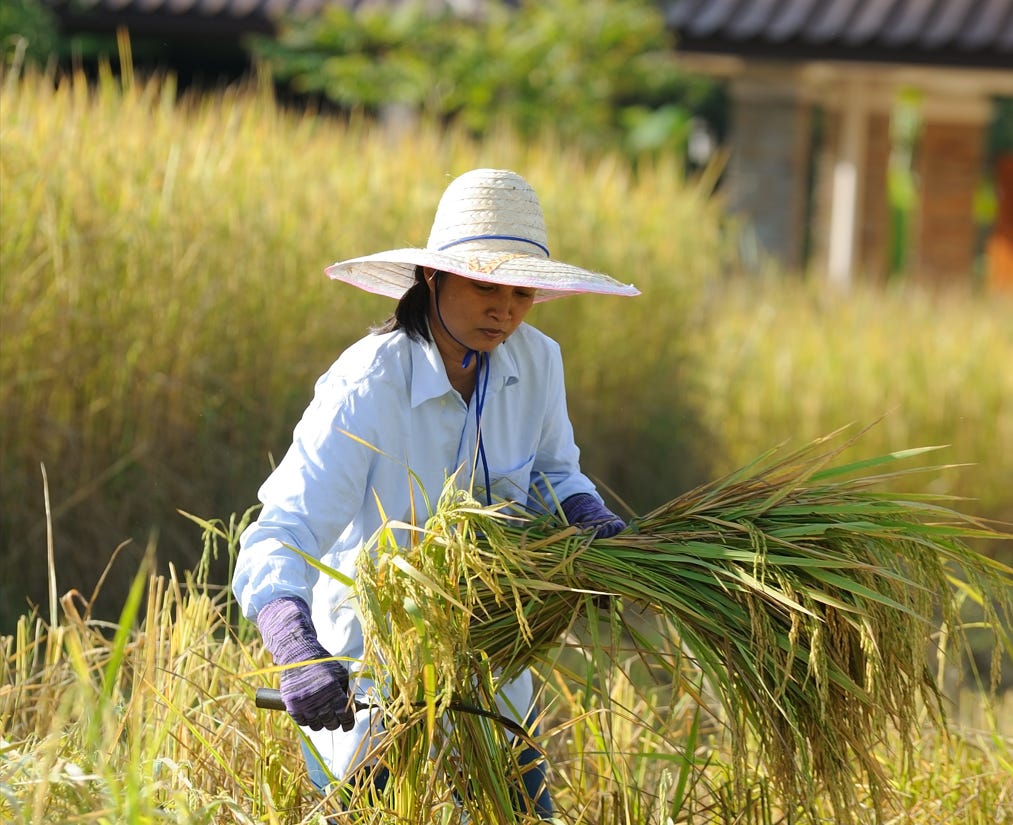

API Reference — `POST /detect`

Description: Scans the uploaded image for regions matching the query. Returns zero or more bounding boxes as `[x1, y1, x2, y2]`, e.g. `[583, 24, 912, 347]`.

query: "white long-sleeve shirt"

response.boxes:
[232, 322, 602, 782]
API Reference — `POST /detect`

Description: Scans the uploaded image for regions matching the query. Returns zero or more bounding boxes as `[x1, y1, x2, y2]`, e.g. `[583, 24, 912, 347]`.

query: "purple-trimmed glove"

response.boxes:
[256, 596, 355, 732]
[561, 493, 626, 539]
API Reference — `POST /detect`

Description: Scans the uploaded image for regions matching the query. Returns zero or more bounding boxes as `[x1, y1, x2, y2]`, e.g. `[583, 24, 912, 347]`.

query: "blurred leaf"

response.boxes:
[251, 0, 719, 161]
[0, 0, 60, 66]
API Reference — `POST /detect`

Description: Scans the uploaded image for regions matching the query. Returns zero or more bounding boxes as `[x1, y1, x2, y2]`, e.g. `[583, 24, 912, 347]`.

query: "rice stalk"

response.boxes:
[352, 427, 1013, 824]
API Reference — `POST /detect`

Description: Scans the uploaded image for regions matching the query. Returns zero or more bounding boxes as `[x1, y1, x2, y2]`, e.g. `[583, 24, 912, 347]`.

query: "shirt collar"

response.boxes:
[409, 332, 520, 408]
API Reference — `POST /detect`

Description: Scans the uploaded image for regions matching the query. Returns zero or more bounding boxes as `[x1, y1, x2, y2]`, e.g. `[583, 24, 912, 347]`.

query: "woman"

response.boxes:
[233, 168, 639, 816]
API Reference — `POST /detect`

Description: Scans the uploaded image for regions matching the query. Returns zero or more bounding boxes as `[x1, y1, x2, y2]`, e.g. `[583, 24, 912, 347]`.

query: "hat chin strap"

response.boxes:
[432, 272, 477, 369]
[433, 277, 493, 505]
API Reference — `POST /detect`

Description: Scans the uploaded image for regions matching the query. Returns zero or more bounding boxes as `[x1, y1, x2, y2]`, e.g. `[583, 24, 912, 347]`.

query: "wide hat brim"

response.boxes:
[326, 247, 640, 302]
[326, 168, 640, 302]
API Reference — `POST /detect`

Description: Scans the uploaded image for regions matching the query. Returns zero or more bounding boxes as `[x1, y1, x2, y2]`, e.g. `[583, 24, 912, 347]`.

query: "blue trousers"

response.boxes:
[514, 728, 554, 818]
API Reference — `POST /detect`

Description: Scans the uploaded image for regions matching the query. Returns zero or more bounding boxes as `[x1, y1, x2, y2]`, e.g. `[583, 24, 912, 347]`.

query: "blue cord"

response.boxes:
[434, 276, 493, 505]
[472, 351, 492, 505]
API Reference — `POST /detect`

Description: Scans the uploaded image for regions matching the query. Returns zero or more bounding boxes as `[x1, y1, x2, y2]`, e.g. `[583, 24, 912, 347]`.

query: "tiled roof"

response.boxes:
[48, 0, 1013, 68]
[61, 0, 449, 19]
[666, 0, 1013, 69]
[47, 0, 300, 36]
[47, 0, 477, 37]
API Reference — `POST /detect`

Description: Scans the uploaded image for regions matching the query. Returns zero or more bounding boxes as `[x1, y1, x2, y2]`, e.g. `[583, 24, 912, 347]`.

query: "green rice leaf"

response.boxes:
[342, 429, 1013, 824]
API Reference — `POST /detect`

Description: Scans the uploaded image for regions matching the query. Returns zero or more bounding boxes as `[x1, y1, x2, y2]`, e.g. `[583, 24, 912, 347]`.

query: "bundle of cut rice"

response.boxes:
[351, 429, 1013, 823]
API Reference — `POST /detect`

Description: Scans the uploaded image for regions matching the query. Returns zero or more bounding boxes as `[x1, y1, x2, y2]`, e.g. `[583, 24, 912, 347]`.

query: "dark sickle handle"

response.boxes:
[255, 687, 287, 711]
[255, 686, 369, 712]
[255, 687, 535, 745]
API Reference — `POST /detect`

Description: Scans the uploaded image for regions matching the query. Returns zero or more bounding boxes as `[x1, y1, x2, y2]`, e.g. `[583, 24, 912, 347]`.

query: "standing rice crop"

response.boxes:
[346, 427, 1013, 824]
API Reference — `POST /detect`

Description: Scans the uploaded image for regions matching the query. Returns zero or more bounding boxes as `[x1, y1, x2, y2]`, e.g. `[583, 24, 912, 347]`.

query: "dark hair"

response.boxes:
[373, 265, 433, 341]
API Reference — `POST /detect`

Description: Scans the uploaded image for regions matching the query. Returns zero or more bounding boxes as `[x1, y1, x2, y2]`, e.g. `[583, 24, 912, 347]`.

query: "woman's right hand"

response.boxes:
[256, 596, 356, 731]
[278, 654, 355, 731]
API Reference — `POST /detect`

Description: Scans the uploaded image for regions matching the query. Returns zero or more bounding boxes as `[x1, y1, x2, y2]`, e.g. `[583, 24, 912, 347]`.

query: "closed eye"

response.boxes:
[474, 282, 535, 301]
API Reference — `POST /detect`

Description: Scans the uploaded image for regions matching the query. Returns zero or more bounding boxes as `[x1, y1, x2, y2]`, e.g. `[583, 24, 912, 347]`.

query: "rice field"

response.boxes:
[2, 64, 1013, 823]
[2, 482, 1012, 824]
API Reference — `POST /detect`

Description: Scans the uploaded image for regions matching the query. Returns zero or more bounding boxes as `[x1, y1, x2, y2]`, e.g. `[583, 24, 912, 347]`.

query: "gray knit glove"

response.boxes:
[256, 596, 355, 732]
[561, 493, 626, 538]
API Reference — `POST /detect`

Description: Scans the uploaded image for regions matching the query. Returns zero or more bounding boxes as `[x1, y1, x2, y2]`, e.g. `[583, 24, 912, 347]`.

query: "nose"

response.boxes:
[488, 289, 513, 320]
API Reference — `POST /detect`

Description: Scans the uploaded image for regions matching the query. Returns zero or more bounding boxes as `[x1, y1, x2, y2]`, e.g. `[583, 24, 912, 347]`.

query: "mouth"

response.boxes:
[477, 328, 505, 341]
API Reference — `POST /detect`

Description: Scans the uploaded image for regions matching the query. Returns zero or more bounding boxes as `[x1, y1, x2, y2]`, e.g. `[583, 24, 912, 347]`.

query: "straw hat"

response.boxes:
[325, 168, 640, 302]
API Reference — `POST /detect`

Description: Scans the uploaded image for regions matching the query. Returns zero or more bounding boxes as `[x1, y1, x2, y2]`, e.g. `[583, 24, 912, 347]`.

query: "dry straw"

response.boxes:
[348, 426, 1013, 823]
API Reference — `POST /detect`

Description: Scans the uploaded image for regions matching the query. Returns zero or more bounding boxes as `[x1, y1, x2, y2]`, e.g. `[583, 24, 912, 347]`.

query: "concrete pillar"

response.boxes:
[809, 86, 890, 289]
[726, 73, 811, 270]
[826, 79, 869, 290]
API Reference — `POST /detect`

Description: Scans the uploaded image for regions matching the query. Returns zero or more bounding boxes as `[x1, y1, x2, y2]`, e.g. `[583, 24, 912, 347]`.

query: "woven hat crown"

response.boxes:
[427, 169, 550, 257]
[324, 167, 639, 301]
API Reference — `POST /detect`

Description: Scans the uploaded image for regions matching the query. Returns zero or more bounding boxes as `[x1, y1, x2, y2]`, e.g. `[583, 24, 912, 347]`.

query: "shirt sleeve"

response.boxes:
[232, 366, 376, 620]
[528, 339, 601, 512]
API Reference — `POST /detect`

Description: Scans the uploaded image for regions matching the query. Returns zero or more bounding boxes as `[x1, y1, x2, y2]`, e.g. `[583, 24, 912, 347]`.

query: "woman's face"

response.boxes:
[426, 269, 536, 359]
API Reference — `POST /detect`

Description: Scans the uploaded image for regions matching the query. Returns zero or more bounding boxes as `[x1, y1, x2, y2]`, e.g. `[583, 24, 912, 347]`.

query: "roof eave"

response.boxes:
[674, 36, 1013, 74]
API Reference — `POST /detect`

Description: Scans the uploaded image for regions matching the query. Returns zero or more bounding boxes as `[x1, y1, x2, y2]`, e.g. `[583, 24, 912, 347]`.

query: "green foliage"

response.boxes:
[0, 0, 60, 67]
[989, 97, 1013, 155]
[250, 0, 721, 159]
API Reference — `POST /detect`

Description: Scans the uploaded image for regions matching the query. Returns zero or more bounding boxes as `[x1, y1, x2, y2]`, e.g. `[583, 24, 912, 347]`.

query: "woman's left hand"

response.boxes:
[561, 493, 626, 539]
